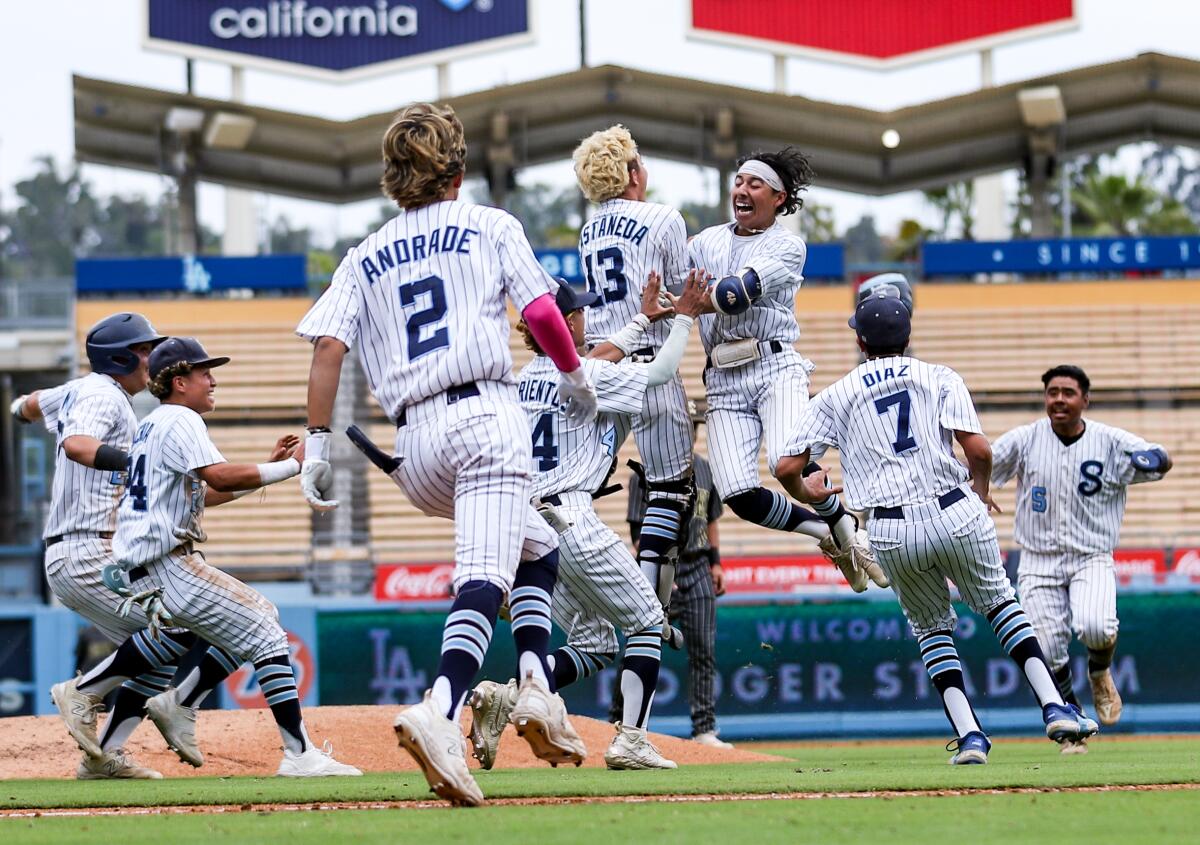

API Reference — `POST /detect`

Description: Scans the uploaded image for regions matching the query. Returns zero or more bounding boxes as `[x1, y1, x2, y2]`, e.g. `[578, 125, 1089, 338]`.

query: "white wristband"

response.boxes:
[257, 457, 301, 486]
[305, 432, 332, 462]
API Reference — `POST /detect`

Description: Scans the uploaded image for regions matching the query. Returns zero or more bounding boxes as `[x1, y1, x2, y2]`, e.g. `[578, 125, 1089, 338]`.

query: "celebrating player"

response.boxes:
[573, 125, 696, 642]
[688, 148, 884, 590]
[991, 365, 1172, 752]
[776, 292, 1099, 764]
[298, 103, 595, 806]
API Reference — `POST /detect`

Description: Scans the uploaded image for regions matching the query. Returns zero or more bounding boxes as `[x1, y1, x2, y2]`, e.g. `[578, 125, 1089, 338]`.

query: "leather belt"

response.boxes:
[128, 565, 149, 582]
[395, 382, 480, 427]
[873, 487, 967, 520]
[704, 340, 784, 371]
[45, 531, 113, 549]
[542, 493, 562, 506]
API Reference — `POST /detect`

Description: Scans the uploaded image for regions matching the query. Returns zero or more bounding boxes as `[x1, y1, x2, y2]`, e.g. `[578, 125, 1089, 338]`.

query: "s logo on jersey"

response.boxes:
[1078, 460, 1104, 497]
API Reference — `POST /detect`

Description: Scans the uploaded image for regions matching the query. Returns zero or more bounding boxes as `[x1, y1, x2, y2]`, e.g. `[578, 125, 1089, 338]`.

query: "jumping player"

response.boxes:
[298, 103, 596, 806]
[991, 365, 1171, 752]
[777, 292, 1099, 764]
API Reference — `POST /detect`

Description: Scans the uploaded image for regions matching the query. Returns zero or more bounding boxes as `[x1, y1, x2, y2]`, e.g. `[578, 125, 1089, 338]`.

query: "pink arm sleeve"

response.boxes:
[521, 294, 582, 373]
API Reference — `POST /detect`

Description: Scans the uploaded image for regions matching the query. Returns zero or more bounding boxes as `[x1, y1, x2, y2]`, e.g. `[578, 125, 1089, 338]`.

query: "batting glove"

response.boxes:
[10, 395, 30, 424]
[117, 587, 174, 641]
[559, 367, 598, 425]
[301, 431, 339, 511]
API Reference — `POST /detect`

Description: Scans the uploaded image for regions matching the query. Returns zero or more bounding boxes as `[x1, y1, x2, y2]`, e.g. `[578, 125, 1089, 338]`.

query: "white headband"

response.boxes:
[737, 159, 784, 192]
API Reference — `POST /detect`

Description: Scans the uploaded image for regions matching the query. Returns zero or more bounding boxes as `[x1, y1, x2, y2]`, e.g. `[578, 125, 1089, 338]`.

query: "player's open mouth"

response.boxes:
[733, 201, 754, 216]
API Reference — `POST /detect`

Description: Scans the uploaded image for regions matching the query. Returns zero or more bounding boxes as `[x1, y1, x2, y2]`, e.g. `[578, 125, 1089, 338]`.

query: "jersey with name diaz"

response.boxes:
[358, 225, 479, 285]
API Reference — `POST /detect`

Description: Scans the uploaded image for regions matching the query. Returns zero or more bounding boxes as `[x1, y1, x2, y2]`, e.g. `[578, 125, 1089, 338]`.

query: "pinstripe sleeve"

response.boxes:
[584, 359, 648, 415]
[37, 384, 69, 434]
[990, 426, 1028, 487]
[745, 232, 806, 296]
[1109, 425, 1167, 485]
[60, 393, 124, 441]
[782, 392, 840, 454]
[296, 254, 362, 348]
[497, 213, 557, 311]
[661, 211, 689, 293]
[938, 368, 983, 435]
[161, 416, 225, 474]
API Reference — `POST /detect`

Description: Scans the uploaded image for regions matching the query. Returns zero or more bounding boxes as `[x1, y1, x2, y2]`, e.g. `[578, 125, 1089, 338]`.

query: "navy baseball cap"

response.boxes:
[554, 278, 600, 315]
[850, 291, 912, 348]
[149, 337, 231, 381]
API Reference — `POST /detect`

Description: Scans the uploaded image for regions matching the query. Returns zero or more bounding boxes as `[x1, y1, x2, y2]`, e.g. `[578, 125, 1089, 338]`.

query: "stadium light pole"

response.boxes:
[578, 0, 587, 68]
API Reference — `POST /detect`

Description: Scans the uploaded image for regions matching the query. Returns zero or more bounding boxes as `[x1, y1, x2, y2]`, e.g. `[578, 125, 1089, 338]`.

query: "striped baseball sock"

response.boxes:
[175, 644, 241, 708]
[510, 552, 558, 692]
[918, 631, 982, 738]
[1053, 663, 1082, 708]
[549, 645, 614, 689]
[76, 628, 196, 697]
[99, 667, 175, 753]
[987, 599, 1062, 707]
[253, 655, 309, 754]
[620, 629, 663, 730]
[724, 488, 828, 539]
[431, 580, 502, 721]
[637, 502, 684, 602]
[803, 462, 851, 528]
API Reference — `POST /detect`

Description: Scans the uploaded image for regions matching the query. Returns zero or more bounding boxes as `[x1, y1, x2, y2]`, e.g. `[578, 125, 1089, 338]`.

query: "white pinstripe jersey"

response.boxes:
[578, 199, 688, 349]
[688, 221, 806, 353]
[785, 356, 981, 511]
[991, 417, 1164, 555]
[296, 200, 557, 419]
[113, 404, 224, 569]
[518, 355, 648, 497]
[38, 374, 137, 538]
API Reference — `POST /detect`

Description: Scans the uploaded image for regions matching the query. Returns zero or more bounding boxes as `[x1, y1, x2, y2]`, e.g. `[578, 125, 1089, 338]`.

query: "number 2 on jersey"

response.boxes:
[584, 247, 628, 304]
[398, 275, 450, 361]
[126, 454, 148, 512]
[531, 413, 558, 471]
[874, 390, 918, 454]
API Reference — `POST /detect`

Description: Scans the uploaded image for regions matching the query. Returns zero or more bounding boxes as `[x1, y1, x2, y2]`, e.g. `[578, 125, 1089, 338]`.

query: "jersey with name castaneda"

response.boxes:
[39, 373, 138, 538]
[297, 200, 557, 419]
[991, 417, 1164, 555]
[578, 198, 688, 349]
[518, 355, 649, 498]
[113, 404, 224, 568]
[784, 356, 981, 511]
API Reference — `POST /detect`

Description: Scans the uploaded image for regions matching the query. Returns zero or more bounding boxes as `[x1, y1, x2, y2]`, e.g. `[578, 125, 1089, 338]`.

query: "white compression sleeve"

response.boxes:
[644, 315, 694, 387]
[256, 457, 301, 486]
[605, 314, 651, 355]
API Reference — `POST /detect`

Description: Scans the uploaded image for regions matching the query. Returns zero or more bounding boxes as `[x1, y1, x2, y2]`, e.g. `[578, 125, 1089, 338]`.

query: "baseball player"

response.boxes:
[572, 125, 696, 640]
[469, 272, 708, 772]
[688, 149, 885, 591]
[776, 292, 1098, 764]
[992, 365, 1171, 752]
[12, 313, 212, 779]
[90, 336, 361, 778]
[297, 103, 596, 806]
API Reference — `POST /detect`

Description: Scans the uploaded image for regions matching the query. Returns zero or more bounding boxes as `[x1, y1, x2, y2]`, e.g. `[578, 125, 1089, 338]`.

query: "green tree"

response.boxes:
[923, 182, 974, 240]
[267, 215, 311, 254]
[4, 157, 102, 277]
[503, 182, 582, 249]
[797, 200, 837, 243]
[1071, 172, 1197, 237]
[678, 200, 726, 233]
[889, 218, 931, 261]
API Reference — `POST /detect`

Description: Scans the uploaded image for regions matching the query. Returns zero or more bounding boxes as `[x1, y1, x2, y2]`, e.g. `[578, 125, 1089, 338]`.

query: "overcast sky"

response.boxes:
[3, 0, 1198, 247]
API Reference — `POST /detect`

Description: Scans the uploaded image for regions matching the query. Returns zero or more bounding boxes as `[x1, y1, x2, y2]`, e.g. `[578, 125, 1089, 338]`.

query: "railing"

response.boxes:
[0, 277, 74, 328]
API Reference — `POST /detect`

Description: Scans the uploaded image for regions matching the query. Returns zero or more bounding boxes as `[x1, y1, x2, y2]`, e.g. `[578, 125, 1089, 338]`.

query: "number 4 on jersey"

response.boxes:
[531, 413, 558, 471]
[126, 454, 148, 511]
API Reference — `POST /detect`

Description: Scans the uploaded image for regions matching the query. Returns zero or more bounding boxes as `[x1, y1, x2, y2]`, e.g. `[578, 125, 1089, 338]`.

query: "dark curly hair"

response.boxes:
[149, 361, 193, 400]
[736, 147, 815, 216]
[1042, 364, 1090, 394]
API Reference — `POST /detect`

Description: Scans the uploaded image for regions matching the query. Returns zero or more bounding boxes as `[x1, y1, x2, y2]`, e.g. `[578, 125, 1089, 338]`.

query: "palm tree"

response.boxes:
[1071, 172, 1197, 236]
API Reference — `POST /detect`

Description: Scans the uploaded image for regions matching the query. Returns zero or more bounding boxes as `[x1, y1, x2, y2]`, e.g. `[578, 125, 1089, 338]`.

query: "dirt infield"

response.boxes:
[0, 705, 777, 780]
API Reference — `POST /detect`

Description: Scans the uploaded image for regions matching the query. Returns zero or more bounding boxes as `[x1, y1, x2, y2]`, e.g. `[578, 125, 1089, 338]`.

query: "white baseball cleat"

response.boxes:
[820, 534, 868, 592]
[692, 731, 734, 750]
[469, 678, 517, 770]
[509, 670, 587, 768]
[145, 687, 203, 768]
[50, 677, 104, 759]
[1060, 737, 1089, 755]
[604, 724, 677, 770]
[77, 748, 162, 780]
[1089, 669, 1123, 726]
[394, 692, 484, 807]
[277, 740, 362, 777]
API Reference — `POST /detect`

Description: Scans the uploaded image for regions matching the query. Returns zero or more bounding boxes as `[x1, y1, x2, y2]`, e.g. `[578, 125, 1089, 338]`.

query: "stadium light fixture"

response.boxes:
[164, 106, 206, 134]
[881, 129, 901, 149]
[1018, 86, 1066, 128]
[204, 112, 257, 150]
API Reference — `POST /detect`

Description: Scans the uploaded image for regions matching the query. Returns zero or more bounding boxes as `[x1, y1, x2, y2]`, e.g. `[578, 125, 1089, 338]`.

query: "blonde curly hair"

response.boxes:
[573, 125, 639, 203]
[149, 361, 192, 400]
[380, 103, 467, 209]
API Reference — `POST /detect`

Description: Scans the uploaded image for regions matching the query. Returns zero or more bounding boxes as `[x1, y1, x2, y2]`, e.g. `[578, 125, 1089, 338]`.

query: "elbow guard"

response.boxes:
[711, 268, 762, 316]
[1131, 448, 1169, 473]
[94, 444, 130, 472]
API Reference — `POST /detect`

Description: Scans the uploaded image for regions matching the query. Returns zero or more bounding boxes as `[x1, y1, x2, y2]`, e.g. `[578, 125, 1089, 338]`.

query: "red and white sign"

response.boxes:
[1112, 548, 1167, 586]
[688, 0, 1077, 68]
[1171, 548, 1200, 579]
[722, 555, 850, 593]
[224, 631, 314, 709]
[375, 563, 456, 602]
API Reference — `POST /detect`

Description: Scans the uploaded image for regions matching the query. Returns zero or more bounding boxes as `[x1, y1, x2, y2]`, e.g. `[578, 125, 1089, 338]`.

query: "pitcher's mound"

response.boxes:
[1, 705, 778, 779]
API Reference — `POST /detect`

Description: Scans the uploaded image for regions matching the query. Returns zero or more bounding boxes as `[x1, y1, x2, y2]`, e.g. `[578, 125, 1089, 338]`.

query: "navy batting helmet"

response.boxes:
[85, 313, 167, 376]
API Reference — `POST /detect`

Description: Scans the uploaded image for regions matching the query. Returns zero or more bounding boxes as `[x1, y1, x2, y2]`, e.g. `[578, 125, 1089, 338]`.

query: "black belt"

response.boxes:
[395, 382, 480, 427]
[704, 340, 784, 371]
[873, 487, 967, 521]
[45, 531, 113, 549]
[542, 493, 562, 506]
[128, 565, 149, 582]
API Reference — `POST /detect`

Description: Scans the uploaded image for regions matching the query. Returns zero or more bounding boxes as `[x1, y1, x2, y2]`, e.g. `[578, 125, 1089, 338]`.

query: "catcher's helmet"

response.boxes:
[855, 273, 913, 315]
[85, 313, 167, 376]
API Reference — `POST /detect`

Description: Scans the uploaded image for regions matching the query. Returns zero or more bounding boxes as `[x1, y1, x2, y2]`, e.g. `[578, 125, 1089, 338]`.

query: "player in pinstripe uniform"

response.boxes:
[12, 313, 211, 779]
[992, 365, 1172, 752]
[777, 292, 1098, 764]
[469, 273, 709, 772]
[89, 336, 360, 778]
[572, 126, 697, 641]
[689, 149, 885, 593]
[299, 103, 596, 806]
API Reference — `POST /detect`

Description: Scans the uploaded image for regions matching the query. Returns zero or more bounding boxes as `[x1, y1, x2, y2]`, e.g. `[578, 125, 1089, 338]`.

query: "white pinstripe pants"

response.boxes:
[1017, 552, 1119, 670]
[633, 374, 693, 484]
[45, 537, 149, 643]
[868, 490, 1015, 637]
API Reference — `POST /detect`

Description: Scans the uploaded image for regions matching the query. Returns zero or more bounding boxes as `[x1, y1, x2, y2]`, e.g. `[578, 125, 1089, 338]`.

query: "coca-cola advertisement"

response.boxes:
[375, 563, 456, 602]
[720, 555, 849, 594]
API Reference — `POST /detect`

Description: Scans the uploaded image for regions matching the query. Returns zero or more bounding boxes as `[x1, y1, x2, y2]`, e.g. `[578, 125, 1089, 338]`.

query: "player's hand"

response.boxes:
[10, 395, 31, 424]
[269, 434, 300, 462]
[711, 563, 726, 596]
[800, 468, 842, 502]
[639, 272, 675, 322]
[559, 367, 598, 425]
[972, 482, 1001, 513]
[301, 431, 339, 511]
[669, 268, 713, 319]
[690, 268, 718, 315]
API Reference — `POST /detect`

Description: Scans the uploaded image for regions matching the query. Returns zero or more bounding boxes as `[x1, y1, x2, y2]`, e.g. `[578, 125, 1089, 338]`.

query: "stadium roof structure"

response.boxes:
[74, 51, 1200, 202]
